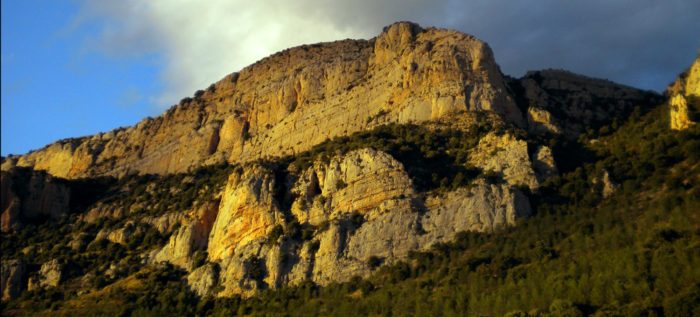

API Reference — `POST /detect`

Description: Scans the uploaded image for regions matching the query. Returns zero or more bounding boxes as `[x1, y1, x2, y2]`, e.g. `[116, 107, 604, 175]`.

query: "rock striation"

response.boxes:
[166, 148, 532, 297]
[6, 22, 521, 179]
[0, 21, 674, 302]
[467, 131, 557, 191]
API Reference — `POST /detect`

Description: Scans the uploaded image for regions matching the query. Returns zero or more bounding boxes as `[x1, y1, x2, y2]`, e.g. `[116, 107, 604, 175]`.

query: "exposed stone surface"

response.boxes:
[516, 70, 658, 138]
[290, 148, 414, 225]
[1, 259, 26, 301]
[533, 145, 558, 182]
[527, 106, 561, 135]
[154, 202, 219, 270]
[1, 168, 70, 232]
[669, 55, 699, 130]
[8, 22, 521, 180]
[3, 21, 666, 301]
[593, 169, 619, 198]
[38, 259, 63, 288]
[670, 94, 694, 130]
[423, 180, 531, 234]
[207, 165, 285, 262]
[190, 149, 531, 297]
[468, 132, 543, 190]
[187, 264, 219, 297]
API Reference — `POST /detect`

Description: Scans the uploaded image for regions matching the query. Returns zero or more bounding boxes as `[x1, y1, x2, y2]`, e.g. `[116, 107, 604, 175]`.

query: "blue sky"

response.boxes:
[2, 1, 161, 155]
[2, 0, 699, 156]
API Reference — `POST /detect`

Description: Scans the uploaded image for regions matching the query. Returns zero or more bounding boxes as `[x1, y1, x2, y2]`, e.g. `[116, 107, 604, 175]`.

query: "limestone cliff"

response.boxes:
[511, 70, 659, 138]
[468, 132, 553, 190]
[156, 148, 533, 297]
[0, 21, 676, 303]
[7, 22, 521, 179]
[668, 55, 699, 130]
[1, 168, 71, 232]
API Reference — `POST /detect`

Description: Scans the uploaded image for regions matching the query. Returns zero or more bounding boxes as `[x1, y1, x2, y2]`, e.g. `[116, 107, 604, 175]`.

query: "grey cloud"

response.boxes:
[76, 0, 700, 106]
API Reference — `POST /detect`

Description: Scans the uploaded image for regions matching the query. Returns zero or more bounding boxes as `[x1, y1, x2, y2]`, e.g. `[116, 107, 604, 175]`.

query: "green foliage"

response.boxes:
[245, 256, 267, 282]
[267, 224, 284, 244]
[335, 179, 348, 190]
[285, 122, 486, 192]
[367, 256, 384, 269]
[191, 251, 208, 269]
[4, 101, 699, 316]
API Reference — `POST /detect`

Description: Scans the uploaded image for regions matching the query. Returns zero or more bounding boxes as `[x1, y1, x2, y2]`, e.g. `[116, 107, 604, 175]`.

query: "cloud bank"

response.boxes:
[77, 0, 700, 107]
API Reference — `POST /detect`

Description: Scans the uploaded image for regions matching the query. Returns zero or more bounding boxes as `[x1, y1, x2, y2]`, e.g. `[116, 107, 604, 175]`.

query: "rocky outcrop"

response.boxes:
[533, 145, 558, 182]
[593, 169, 619, 198]
[670, 94, 694, 130]
[154, 202, 219, 270]
[1, 168, 71, 232]
[290, 148, 414, 225]
[186, 264, 219, 297]
[37, 259, 63, 288]
[207, 166, 285, 262]
[1, 259, 26, 301]
[468, 132, 556, 190]
[515, 70, 658, 138]
[423, 180, 531, 234]
[185, 148, 531, 297]
[668, 55, 699, 130]
[8, 22, 521, 180]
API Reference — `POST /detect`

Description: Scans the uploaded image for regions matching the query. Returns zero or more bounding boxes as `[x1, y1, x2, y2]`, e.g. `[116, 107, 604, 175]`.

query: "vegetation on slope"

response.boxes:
[2, 102, 699, 316]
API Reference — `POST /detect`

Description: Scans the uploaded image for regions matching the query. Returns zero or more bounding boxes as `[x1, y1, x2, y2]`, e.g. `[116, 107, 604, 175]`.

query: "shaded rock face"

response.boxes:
[182, 148, 531, 297]
[514, 70, 659, 138]
[8, 22, 521, 179]
[669, 55, 699, 130]
[154, 202, 219, 270]
[1, 168, 70, 232]
[187, 264, 219, 297]
[1, 259, 26, 301]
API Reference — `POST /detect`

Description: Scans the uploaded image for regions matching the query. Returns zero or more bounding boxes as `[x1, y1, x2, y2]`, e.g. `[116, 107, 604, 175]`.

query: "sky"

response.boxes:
[2, 1, 699, 156]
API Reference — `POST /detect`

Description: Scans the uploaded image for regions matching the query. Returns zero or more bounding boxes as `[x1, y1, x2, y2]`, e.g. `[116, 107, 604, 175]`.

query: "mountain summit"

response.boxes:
[2, 22, 651, 179]
[2, 22, 698, 316]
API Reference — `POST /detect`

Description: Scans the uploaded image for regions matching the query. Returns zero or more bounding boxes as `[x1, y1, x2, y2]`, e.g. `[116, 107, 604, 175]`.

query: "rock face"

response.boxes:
[207, 166, 285, 263]
[181, 148, 531, 297]
[1, 21, 668, 301]
[154, 202, 219, 270]
[7, 22, 521, 180]
[187, 264, 219, 297]
[513, 70, 658, 138]
[1, 168, 71, 232]
[1, 259, 26, 301]
[38, 259, 63, 288]
[468, 132, 556, 190]
[593, 169, 619, 198]
[290, 148, 414, 225]
[669, 55, 699, 130]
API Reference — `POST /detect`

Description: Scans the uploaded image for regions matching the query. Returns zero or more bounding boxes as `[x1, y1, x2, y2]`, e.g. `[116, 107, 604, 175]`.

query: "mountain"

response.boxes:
[1, 22, 698, 316]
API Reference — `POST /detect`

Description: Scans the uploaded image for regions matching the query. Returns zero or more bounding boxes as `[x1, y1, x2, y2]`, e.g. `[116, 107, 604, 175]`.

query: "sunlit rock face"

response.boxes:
[181, 148, 531, 297]
[8, 22, 521, 179]
[669, 55, 699, 130]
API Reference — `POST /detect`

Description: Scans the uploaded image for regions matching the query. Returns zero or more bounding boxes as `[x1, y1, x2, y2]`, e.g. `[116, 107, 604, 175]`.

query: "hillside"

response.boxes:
[1, 22, 699, 316]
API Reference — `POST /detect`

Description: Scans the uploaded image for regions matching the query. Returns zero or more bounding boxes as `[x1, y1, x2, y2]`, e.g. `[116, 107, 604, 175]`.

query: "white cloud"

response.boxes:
[76, 0, 700, 107]
[76, 0, 379, 107]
